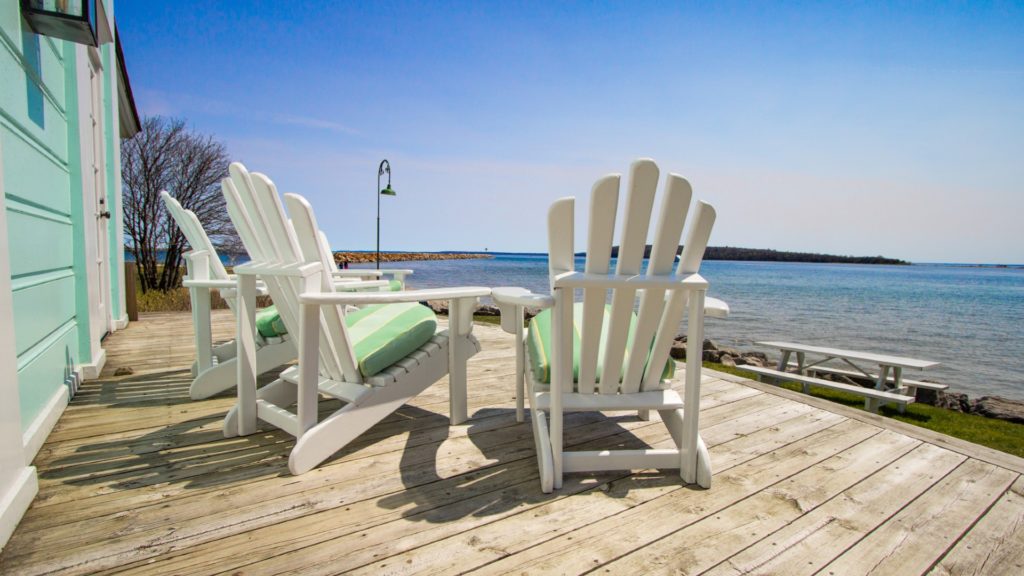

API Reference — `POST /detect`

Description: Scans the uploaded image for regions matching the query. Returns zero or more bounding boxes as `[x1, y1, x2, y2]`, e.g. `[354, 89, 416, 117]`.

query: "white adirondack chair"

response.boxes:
[221, 163, 489, 474]
[492, 159, 727, 492]
[162, 190, 405, 399]
[161, 192, 298, 399]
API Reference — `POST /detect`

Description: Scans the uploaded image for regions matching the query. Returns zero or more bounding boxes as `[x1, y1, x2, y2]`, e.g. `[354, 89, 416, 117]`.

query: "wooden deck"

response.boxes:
[2, 310, 1023, 575]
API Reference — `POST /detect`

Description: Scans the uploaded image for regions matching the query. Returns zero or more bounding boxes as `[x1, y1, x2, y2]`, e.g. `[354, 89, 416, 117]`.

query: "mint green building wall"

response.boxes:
[1, 3, 122, 436]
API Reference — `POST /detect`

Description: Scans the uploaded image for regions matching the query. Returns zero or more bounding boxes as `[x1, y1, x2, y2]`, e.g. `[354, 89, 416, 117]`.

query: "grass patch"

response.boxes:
[472, 314, 503, 326]
[707, 361, 1024, 459]
[135, 285, 250, 313]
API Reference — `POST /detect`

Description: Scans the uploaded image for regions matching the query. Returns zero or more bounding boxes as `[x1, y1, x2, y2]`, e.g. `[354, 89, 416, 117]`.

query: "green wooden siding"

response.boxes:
[2, 2, 123, 435]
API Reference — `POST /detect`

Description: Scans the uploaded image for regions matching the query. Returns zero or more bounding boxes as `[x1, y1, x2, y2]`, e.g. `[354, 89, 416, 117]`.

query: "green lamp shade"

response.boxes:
[380, 184, 397, 196]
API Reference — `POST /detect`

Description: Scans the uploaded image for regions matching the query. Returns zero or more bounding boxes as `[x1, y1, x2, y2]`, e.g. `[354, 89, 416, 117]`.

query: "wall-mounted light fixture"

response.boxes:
[21, 0, 109, 46]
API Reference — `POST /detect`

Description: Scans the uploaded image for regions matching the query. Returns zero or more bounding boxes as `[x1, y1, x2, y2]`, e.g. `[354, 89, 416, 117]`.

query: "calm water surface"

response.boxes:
[352, 254, 1024, 399]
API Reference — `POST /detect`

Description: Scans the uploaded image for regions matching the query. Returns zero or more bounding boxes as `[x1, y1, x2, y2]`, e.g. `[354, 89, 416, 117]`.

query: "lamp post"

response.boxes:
[376, 159, 396, 269]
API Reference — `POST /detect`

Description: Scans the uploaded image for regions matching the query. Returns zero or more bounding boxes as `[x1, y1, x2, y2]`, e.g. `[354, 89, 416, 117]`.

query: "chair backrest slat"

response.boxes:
[221, 179, 266, 262]
[641, 201, 716, 390]
[575, 175, 619, 394]
[224, 164, 339, 377]
[284, 193, 362, 382]
[221, 175, 299, 338]
[597, 160, 658, 394]
[161, 191, 234, 311]
[547, 198, 575, 286]
[624, 174, 692, 392]
[250, 173, 302, 262]
[244, 170, 348, 382]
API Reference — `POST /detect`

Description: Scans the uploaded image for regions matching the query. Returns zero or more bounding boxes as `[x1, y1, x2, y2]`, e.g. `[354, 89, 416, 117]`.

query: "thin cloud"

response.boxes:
[131, 89, 361, 136]
[273, 114, 361, 135]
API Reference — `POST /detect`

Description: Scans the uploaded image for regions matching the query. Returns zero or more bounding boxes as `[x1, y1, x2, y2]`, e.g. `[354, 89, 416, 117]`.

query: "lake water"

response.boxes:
[349, 254, 1024, 399]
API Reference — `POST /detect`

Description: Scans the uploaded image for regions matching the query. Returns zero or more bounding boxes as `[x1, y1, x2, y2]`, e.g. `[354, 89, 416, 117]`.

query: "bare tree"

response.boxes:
[122, 116, 236, 292]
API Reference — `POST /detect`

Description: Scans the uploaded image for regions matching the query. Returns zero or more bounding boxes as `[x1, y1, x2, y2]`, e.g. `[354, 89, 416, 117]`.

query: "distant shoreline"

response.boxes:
[332, 251, 492, 264]
[125, 248, 1019, 267]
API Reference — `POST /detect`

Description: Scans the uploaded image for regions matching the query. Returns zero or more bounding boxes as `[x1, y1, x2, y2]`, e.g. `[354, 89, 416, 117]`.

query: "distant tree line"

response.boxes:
[596, 245, 909, 265]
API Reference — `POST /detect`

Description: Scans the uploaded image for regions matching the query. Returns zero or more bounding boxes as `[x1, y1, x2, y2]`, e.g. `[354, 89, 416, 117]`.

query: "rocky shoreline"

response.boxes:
[333, 252, 491, 265]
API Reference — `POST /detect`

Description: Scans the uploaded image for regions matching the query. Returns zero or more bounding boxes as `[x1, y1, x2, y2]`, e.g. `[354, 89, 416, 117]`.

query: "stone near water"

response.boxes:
[973, 396, 1024, 424]
[742, 355, 766, 368]
[932, 392, 973, 413]
[474, 304, 501, 316]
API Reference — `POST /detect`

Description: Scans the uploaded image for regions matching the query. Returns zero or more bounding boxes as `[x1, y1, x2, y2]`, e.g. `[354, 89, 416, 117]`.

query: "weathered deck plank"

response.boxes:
[930, 476, 1024, 576]
[0, 310, 1021, 575]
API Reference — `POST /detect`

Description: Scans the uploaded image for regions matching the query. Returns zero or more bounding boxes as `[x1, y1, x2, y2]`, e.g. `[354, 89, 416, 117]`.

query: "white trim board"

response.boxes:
[0, 467, 37, 552]
[79, 347, 106, 381]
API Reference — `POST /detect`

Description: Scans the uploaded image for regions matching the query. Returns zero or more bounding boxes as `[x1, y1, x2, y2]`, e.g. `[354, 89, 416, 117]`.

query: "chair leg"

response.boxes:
[191, 360, 238, 400]
[192, 340, 296, 399]
[532, 408, 554, 493]
[660, 408, 685, 448]
[235, 274, 259, 436]
[515, 328, 526, 423]
[222, 376, 295, 438]
[289, 375, 435, 474]
[695, 435, 712, 489]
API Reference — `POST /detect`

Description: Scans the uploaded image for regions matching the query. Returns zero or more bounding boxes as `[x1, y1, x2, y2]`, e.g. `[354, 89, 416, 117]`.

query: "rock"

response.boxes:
[703, 350, 723, 363]
[933, 392, 973, 413]
[424, 300, 448, 315]
[973, 396, 1024, 424]
[672, 337, 718, 351]
[475, 304, 500, 316]
[719, 347, 742, 358]
[670, 341, 687, 360]
[113, 367, 134, 376]
[742, 351, 768, 362]
[732, 356, 748, 366]
[720, 354, 736, 367]
[743, 356, 766, 368]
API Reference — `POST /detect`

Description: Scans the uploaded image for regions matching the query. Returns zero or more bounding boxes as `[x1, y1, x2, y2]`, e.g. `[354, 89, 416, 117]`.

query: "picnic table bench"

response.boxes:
[749, 341, 942, 413]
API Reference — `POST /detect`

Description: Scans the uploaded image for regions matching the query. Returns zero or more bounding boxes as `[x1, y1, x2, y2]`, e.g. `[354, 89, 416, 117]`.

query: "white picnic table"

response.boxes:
[756, 341, 941, 411]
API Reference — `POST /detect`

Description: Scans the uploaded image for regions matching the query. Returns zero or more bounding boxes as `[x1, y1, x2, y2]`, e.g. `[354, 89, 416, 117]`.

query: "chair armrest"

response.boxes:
[299, 286, 490, 306]
[492, 287, 554, 334]
[182, 279, 239, 289]
[553, 271, 709, 291]
[492, 287, 555, 309]
[331, 279, 391, 290]
[705, 296, 730, 318]
[331, 270, 383, 278]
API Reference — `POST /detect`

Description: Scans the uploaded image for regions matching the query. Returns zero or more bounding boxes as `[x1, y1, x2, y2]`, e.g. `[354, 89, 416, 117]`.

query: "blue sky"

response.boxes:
[118, 1, 1023, 263]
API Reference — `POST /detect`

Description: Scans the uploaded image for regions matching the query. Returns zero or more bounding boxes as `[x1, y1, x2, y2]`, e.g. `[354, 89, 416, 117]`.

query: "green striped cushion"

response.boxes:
[255, 305, 287, 338]
[527, 302, 675, 387]
[345, 302, 437, 378]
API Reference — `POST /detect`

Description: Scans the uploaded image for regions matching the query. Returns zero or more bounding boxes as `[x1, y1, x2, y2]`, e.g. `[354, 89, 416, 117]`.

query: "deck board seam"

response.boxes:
[922, 471, 1022, 576]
